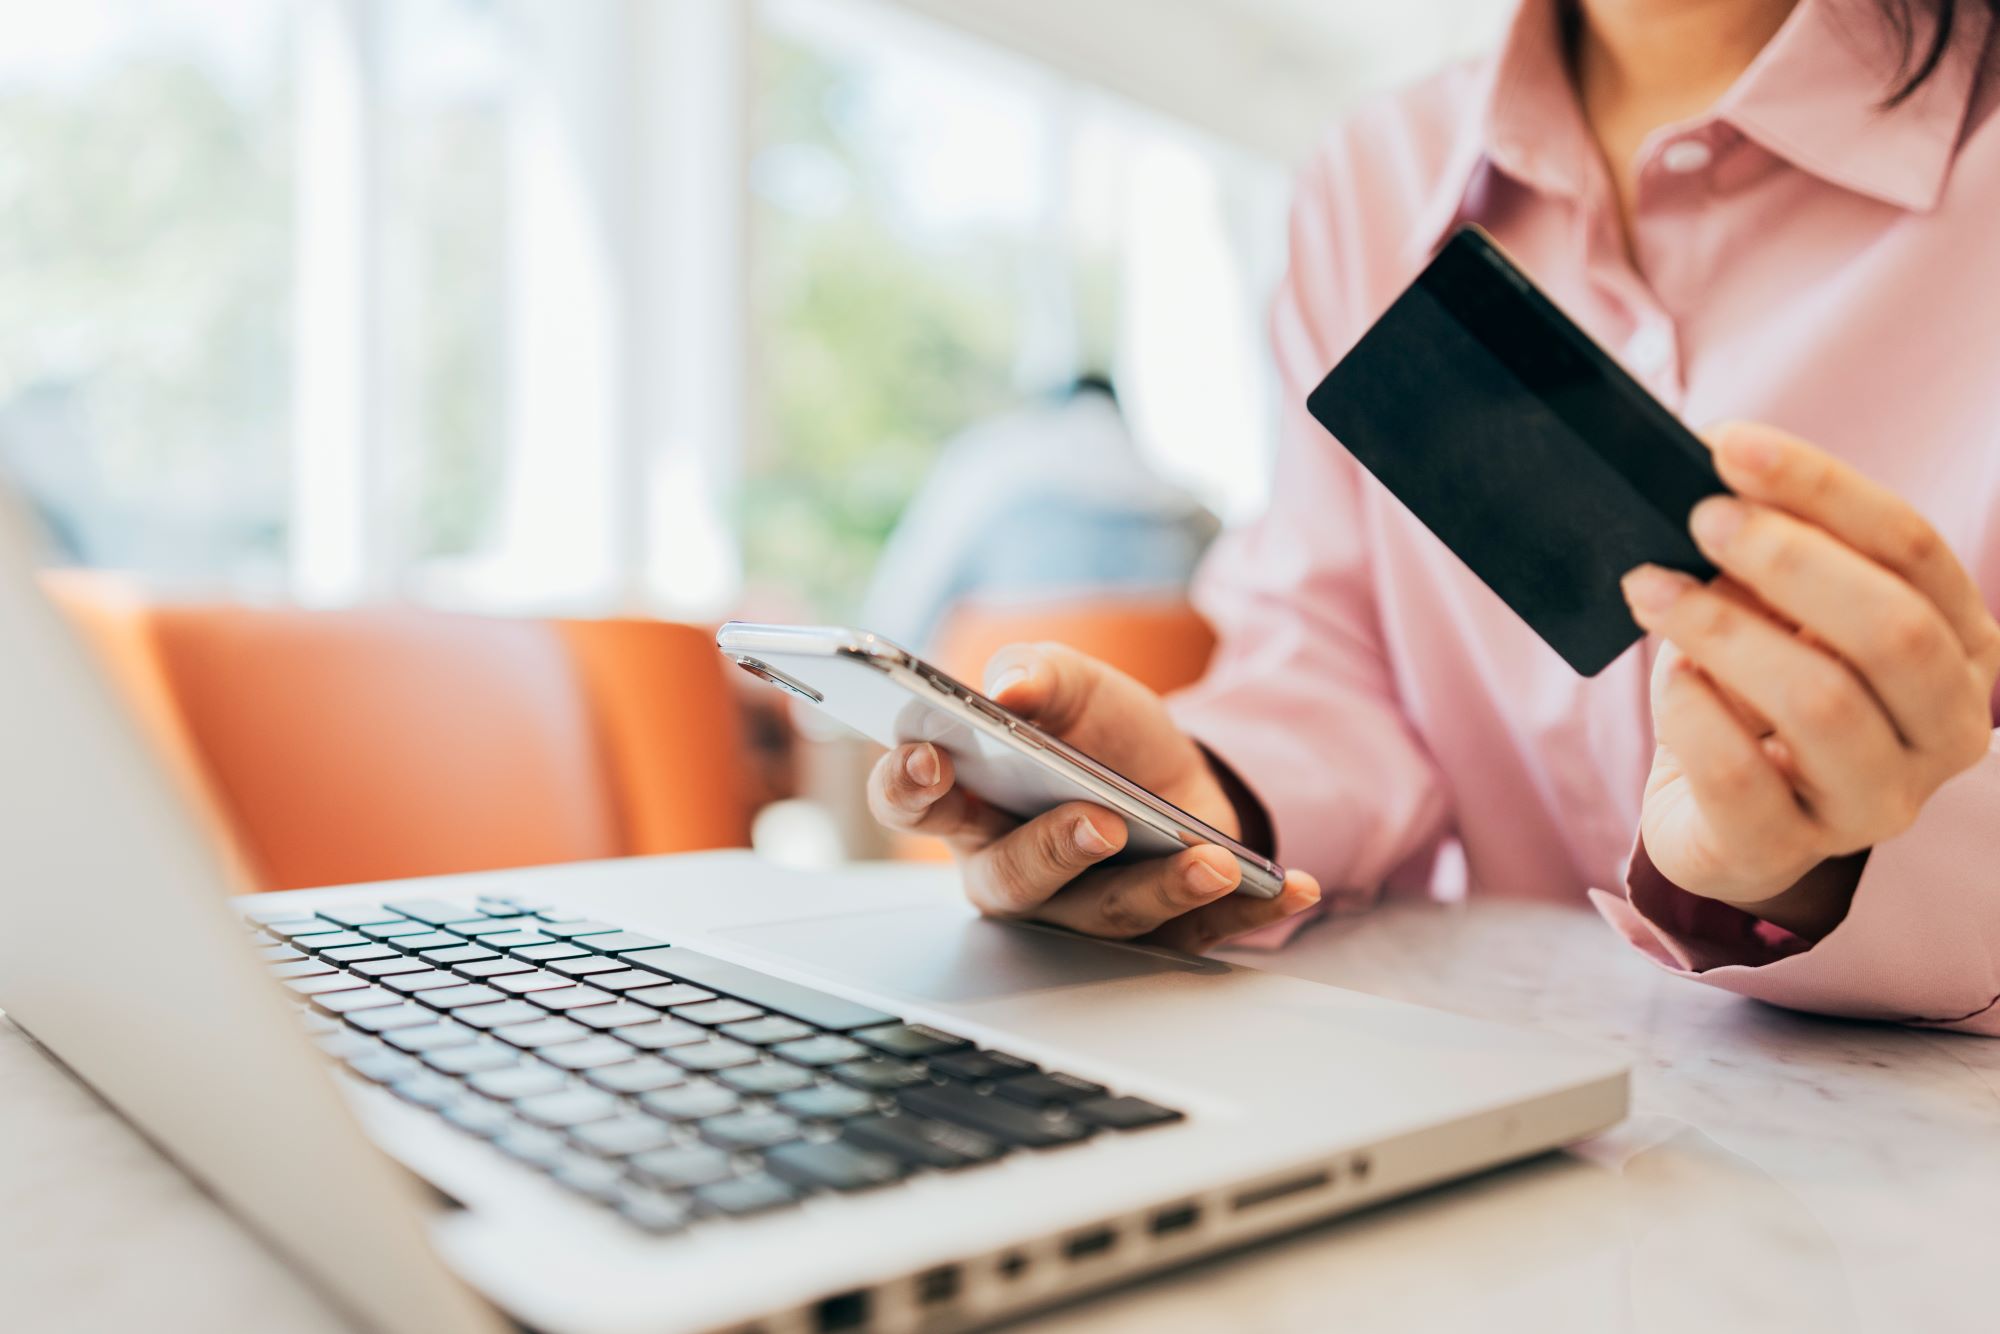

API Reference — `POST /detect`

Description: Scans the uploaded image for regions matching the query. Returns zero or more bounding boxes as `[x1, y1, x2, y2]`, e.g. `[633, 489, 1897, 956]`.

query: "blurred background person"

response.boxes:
[859, 374, 1219, 654]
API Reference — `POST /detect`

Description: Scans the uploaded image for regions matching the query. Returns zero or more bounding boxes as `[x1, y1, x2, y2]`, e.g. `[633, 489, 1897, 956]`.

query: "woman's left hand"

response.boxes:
[1623, 423, 2000, 936]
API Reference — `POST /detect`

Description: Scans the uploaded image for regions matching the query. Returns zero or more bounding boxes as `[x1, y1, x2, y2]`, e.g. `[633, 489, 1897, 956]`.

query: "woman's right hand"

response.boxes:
[866, 643, 1321, 954]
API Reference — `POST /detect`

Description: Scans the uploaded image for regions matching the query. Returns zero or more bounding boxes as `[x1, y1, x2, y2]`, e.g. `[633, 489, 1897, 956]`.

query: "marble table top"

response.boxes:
[5, 892, 1996, 1334]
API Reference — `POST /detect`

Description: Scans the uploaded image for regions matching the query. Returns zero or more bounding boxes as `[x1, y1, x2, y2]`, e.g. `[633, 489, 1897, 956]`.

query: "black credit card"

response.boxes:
[1305, 225, 1727, 676]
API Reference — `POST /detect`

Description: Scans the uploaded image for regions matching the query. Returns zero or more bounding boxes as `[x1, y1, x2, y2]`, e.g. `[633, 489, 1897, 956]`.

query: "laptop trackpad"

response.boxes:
[717, 905, 1221, 1004]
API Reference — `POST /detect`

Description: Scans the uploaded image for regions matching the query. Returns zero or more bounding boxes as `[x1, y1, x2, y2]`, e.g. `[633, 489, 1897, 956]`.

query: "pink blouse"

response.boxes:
[1171, 0, 2000, 1033]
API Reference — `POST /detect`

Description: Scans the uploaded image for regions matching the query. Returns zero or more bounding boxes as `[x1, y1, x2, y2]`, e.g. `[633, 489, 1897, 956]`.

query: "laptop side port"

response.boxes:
[995, 1251, 1031, 1282]
[814, 1289, 870, 1332]
[1062, 1227, 1118, 1262]
[1230, 1167, 1333, 1213]
[1148, 1202, 1201, 1237]
[915, 1265, 962, 1306]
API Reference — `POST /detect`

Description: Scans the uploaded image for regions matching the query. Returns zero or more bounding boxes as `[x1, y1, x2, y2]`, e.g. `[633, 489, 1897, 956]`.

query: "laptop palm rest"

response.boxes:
[717, 905, 1223, 1004]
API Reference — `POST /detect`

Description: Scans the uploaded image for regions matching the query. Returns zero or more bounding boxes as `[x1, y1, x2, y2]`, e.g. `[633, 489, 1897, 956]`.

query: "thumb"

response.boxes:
[981, 642, 1199, 787]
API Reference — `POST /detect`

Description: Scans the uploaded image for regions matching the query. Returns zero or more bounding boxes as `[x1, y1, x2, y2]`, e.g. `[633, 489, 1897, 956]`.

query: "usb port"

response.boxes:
[1063, 1227, 1117, 1262]
[915, 1266, 961, 1306]
[1148, 1203, 1201, 1236]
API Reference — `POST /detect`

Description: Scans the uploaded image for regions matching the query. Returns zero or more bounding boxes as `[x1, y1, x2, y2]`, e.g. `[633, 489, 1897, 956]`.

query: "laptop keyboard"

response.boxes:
[239, 894, 1185, 1236]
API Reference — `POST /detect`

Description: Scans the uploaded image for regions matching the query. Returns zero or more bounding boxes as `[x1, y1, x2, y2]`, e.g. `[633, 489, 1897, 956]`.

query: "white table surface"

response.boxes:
[6, 887, 1998, 1334]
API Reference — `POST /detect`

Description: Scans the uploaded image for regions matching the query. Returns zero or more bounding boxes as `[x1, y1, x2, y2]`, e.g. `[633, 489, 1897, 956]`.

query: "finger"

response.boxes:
[961, 802, 1127, 917]
[1147, 870, 1324, 955]
[1653, 655, 1818, 872]
[1623, 566, 1902, 829]
[867, 743, 1013, 849]
[1706, 423, 2000, 667]
[1687, 496, 1976, 753]
[1030, 844, 1241, 939]
[981, 642, 1209, 790]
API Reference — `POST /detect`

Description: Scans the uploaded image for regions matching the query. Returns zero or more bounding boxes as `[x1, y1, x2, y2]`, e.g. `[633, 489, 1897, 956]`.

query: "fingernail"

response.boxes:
[904, 744, 940, 788]
[1719, 428, 1780, 475]
[1622, 565, 1690, 617]
[985, 665, 1030, 698]
[1073, 816, 1115, 857]
[1689, 496, 1746, 550]
[1185, 859, 1232, 896]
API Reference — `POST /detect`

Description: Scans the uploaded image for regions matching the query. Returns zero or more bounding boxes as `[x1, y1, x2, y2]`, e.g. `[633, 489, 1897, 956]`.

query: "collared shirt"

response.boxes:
[1171, 0, 2000, 1032]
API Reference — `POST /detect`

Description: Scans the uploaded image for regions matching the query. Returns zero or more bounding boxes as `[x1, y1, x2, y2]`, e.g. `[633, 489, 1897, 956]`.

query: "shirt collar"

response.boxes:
[1407, 0, 1993, 264]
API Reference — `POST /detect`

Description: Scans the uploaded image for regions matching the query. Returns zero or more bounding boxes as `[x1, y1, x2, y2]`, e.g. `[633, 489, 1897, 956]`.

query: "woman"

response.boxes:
[868, 0, 2000, 1035]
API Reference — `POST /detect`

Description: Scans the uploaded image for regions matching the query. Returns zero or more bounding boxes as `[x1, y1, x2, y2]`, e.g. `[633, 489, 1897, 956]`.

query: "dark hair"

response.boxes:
[1882, 0, 2000, 104]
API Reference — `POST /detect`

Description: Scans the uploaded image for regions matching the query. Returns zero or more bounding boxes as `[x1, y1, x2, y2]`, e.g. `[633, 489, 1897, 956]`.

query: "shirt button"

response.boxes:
[1624, 324, 1675, 375]
[1659, 139, 1713, 175]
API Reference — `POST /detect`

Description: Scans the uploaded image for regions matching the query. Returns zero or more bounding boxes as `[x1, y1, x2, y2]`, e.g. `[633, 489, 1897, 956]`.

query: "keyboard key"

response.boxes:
[397, 932, 468, 951]
[771, 1035, 868, 1068]
[542, 1037, 638, 1071]
[441, 1099, 514, 1138]
[316, 1031, 378, 1062]
[775, 1085, 877, 1122]
[421, 945, 500, 966]
[453, 957, 535, 979]
[621, 949, 895, 1032]
[765, 1141, 904, 1193]
[550, 1153, 627, 1201]
[385, 899, 486, 925]
[423, 1044, 526, 1076]
[617, 1189, 693, 1235]
[514, 1088, 621, 1129]
[638, 1082, 739, 1122]
[360, 920, 437, 939]
[549, 956, 626, 978]
[576, 931, 666, 954]
[468, 1065, 568, 1100]
[719, 1016, 814, 1046]
[612, 1019, 708, 1051]
[271, 959, 337, 980]
[352, 956, 435, 978]
[665, 1039, 759, 1072]
[296, 931, 370, 951]
[842, 1114, 1007, 1170]
[624, 983, 716, 1008]
[266, 921, 348, 941]
[854, 1023, 972, 1059]
[453, 1000, 549, 1030]
[571, 1002, 660, 1031]
[698, 1110, 801, 1151]
[898, 1085, 1093, 1149]
[390, 1074, 465, 1110]
[578, 970, 674, 993]
[676, 999, 765, 1027]
[321, 943, 398, 964]
[528, 986, 617, 1011]
[538, 921, 619, 939]
[494, 1126, 568, 1168]
[929, 1049, 1038, 1083]
[381, 971, 468, 994]
[694, 1174, 799, 1217]
[315, 905, 401, 928]
[492, 971, 572, 994]
[347, 1050, 423, 1085]
[492, 1018, 591, 1049]
[307, 984, 402, 1010]
[511, 943, 588, 962]
[451, 916, 539, 937]
[257, 944, 306, 962]
[715, 1062, 815, 1096]
[630, 1145, 734, 1190]
[828, 1059, 929, 1092]
[477, 931, 559, 951]
[1074, 1096, 1185, 1131]
[992, 1072, 1107, 1108]
[382, 1024, 476, 1054]
[570, 1114, 676, 1157]
[585, 1059, 687, 1094]
[348, 1003, 448, 1033]
[419, 984, 507, 1010]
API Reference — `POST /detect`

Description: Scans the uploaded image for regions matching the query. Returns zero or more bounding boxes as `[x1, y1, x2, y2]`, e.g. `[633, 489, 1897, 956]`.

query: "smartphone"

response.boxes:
[716, 622, 1285, 899]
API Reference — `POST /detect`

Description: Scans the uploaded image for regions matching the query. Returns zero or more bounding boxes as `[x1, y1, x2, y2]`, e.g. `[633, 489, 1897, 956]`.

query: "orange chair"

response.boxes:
[931, 596, 1219, 696]
[48, 582, 752, 892]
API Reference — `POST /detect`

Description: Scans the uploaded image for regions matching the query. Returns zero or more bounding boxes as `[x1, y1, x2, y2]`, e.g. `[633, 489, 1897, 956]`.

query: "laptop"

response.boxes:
[0, 490, 1628, 1334]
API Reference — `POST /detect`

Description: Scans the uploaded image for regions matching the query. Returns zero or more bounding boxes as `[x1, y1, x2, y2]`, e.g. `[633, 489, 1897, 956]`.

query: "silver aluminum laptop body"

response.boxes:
[0, 493, 1628, 1334]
